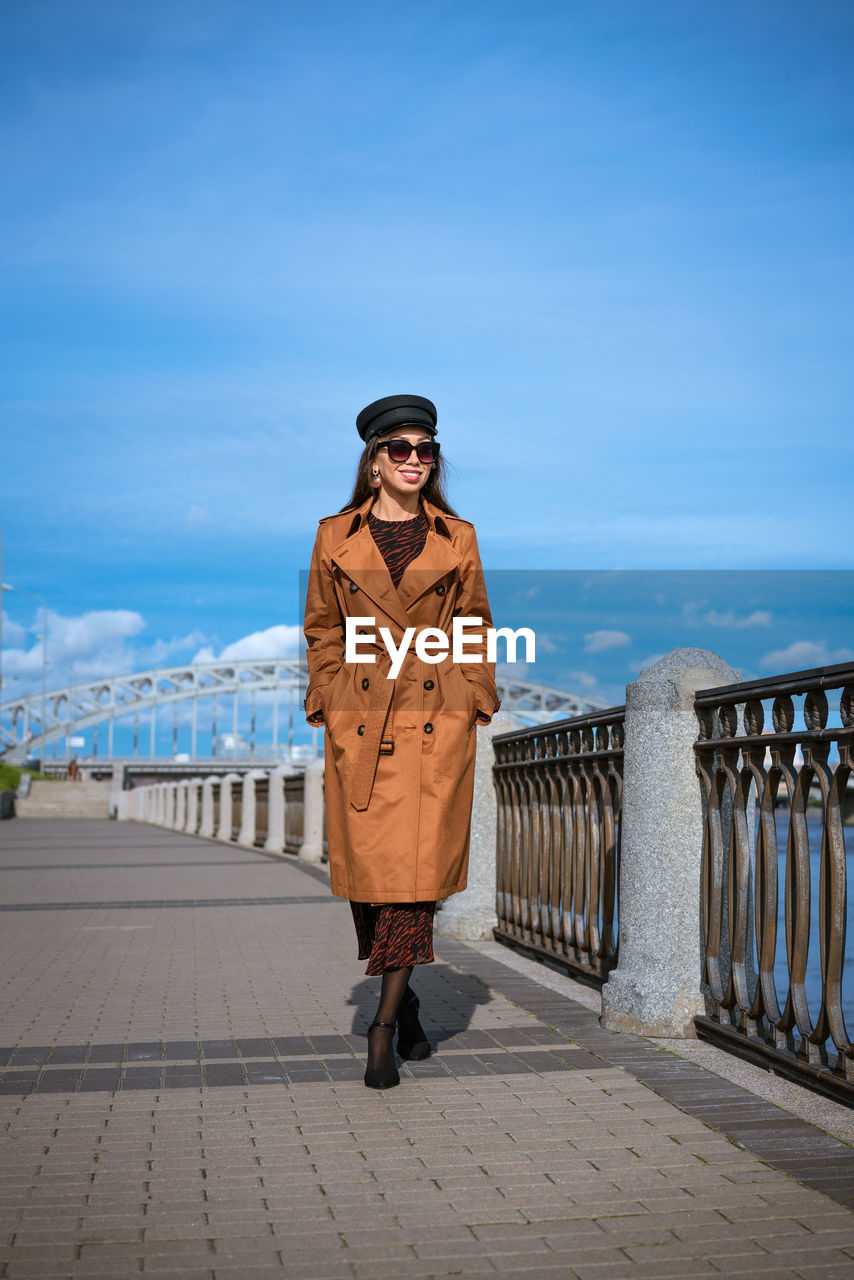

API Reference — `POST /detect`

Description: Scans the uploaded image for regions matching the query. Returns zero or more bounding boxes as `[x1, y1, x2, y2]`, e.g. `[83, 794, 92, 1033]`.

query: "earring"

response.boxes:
[371, 467, 380, 485]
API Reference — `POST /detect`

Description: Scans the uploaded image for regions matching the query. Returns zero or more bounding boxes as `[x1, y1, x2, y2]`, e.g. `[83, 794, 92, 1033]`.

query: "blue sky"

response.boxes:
[1, 0, 853, 719]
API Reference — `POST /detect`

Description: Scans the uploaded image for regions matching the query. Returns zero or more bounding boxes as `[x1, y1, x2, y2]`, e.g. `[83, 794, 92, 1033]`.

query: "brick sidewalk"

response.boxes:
[1, 818, 853, 1280]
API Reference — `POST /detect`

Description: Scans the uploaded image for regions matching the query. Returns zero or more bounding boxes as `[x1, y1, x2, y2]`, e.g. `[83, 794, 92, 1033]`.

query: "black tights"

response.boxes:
[366, 964, 412, 1071]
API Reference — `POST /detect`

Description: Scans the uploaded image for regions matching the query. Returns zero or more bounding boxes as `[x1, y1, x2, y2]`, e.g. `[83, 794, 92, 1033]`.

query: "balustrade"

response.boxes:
[285, 773, 305, 854]
[493, 708, 623, 983]
[254, 776, 269, 847]
[695, 660, 854, 1103]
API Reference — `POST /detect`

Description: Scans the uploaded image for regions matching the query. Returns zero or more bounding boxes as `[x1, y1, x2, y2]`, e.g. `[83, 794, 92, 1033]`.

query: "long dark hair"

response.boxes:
[339, 436, 460, 517]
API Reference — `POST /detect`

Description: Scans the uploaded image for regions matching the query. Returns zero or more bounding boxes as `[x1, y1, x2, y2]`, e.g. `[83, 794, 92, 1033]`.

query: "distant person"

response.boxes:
[303, 395, 500, 1089]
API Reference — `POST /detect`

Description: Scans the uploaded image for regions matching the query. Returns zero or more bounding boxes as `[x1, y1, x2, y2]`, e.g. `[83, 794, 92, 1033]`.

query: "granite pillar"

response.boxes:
[601, 647, 741, 1037]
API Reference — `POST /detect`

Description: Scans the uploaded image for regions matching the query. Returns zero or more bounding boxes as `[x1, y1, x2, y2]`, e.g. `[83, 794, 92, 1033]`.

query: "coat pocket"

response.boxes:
[443, 661, 479, 730]
[322, 663, 352, 718]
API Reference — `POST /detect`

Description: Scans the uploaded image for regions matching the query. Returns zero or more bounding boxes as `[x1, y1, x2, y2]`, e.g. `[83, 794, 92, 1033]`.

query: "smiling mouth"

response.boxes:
[398, 469, 422, 480]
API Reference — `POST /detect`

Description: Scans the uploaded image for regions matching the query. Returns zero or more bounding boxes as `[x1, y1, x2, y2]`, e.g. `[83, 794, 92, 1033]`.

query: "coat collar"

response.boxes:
[329, 494, 461, 632]
[337, 492, 454, 539]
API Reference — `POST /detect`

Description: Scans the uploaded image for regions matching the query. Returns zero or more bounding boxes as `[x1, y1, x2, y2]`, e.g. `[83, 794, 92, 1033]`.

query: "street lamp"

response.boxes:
[1, 583, 48, 767]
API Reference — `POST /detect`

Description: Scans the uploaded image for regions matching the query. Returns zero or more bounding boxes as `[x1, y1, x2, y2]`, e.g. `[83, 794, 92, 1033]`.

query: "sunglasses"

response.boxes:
[378, 438, 440, 465]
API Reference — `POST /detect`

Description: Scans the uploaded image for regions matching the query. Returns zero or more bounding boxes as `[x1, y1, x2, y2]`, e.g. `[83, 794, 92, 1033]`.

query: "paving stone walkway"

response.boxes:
[1, 817, 854, 1280]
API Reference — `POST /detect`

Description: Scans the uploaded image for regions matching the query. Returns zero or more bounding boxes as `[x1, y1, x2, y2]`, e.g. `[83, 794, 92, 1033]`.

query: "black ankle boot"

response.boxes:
[364, 1020, 400, 1089]
[396, 988, 431, 1061]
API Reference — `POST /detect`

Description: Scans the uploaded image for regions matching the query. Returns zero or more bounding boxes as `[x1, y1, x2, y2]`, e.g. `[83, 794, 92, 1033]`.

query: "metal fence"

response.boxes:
[284, 773, 305, 855]
[694, 660, 854, 1103]
[212, 779, 221, 832]
[230, 778, 243, 842]
[254, 777, 269, 847]
[492, 707, 624, 984]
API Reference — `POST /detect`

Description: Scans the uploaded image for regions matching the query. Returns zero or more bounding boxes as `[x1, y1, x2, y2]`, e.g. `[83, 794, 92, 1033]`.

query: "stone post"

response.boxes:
[435, 711, 526, 940]
[216, 773, 241, 843]
[265, 764, 296, 855]
[238, 769, 268, 848]
[185, 778, 203, 834]
[299, 758, 325, 864]
[601, 647, 741, 1037]
[174, 780, 188, 831]
[199, 778, 217, 839]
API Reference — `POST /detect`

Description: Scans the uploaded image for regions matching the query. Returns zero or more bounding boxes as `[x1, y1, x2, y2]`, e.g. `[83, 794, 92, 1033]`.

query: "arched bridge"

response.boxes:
[0, 659, 609, 764]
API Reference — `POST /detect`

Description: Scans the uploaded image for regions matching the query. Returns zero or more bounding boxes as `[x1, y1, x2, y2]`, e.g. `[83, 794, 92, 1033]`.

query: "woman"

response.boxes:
[302, 394, 501, 1088]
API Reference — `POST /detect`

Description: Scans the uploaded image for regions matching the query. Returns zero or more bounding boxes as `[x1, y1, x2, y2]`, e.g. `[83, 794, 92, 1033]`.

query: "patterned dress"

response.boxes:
[349, 506, 437, 975]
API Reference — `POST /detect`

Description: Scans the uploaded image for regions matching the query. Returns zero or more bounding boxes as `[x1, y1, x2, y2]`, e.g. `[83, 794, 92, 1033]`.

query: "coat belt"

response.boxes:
[348, 652, 395, 812]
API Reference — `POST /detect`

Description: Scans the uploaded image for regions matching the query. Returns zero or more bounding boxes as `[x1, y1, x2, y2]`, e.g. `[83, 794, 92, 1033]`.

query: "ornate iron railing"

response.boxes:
[254, 777, 269, 847]
[212, 780, 221, 832]
[492, 707, 624, 984]
[695, 660, 854, 1104]
[284, 773, 304, 855]
[230, 779, 242, 842]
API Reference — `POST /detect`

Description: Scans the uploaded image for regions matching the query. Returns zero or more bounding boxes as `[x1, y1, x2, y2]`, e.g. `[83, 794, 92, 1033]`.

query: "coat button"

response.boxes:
[424, 680, 434, 690]
[357, 724, 365, 735]
[423, 723, 434, 733]
[349, 580, 359, 593]
[435, 583, 446, 595]
[361, 677, 370, 690]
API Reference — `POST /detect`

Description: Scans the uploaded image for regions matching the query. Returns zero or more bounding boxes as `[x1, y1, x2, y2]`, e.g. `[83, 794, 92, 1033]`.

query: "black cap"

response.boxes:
[356, 394, 438, 443]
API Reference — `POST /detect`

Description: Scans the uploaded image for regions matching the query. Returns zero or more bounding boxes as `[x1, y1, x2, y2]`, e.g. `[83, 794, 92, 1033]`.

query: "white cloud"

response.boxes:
[144, 631, 210, 667]
[628, 652, 667, 673]
[565, 669, 600, 691]
[2, 608, 147, 690]
[759, 640, 854, 671]
[191, 646, 218, 665]
[1, 608, 223, 698]
[1, 611, 27, 647]
[192, 624, 301, 665]
[685, 605, 772, 629]
[496, 661, 532, 680]
[49, 609, 146, 656]
[583, 629, 631, 653]
[510, 585, 540, 603]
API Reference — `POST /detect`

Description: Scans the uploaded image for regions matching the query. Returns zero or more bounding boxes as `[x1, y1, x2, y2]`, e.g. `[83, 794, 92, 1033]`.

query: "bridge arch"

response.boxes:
[1, 659, 607, 764]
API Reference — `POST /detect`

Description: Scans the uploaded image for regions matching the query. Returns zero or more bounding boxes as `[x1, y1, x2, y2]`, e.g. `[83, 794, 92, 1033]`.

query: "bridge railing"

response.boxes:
[124, 767, 317, 865]
[694, 661, 854, 1100]
[230, 779, 243, 841]
[284, 774, 304, 855]
[212, 781, 221, 833]
[254, 777, 269, 847]
[490, 654, 854, 1106]
[492, 706, 624, 985]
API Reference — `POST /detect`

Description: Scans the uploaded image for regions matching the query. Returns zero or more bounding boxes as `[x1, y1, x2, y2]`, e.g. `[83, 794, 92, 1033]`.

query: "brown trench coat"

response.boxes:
[302, 492, 501, 903]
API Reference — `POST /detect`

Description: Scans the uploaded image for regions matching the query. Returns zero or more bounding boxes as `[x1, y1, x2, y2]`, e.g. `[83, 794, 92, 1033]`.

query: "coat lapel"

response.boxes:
[396, 527, 461, 611]
[328, 493, 462, 632]
[331, 523, 412, 633]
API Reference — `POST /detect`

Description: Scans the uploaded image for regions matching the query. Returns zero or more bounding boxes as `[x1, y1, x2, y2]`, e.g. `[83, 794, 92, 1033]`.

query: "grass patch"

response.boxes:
[0, 764, 46, 791]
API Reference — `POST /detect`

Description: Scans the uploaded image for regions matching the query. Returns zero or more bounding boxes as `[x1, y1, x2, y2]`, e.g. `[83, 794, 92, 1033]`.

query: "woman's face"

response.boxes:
[373, 426, 435, 499]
